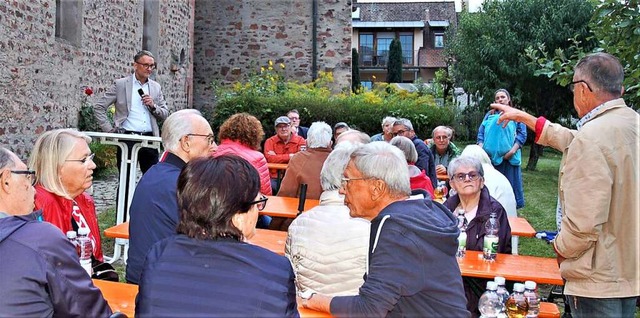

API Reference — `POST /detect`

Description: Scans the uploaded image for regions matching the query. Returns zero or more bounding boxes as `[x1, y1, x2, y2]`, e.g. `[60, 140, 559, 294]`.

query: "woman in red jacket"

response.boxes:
[29, 129, 104, 262]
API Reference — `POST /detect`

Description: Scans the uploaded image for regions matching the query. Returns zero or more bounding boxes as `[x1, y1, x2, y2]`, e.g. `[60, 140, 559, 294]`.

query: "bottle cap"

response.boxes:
[78, 227, 90, 235]
[513, 283, 525, 292]
[494, 276, 506, 285]
[66, 231, 77, 239]
[524, 281, 537, 290]
[486, 281, 497, 290]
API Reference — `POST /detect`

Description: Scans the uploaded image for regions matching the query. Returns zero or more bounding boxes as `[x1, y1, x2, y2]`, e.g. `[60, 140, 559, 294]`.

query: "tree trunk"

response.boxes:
[526, 144, 543, 171]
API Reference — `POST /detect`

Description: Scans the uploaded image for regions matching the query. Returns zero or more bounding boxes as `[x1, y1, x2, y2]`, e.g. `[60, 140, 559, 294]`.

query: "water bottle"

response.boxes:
[478, 281, 503, 318]
[494, 276, 510, 313]
[66, 230, 80, 256]
[523, 281, 540, 318]
[456, 209, 467, 258]
[483, 212, 500, 261]
[77, 227, 93, 276]
[506, 283, 528, 318]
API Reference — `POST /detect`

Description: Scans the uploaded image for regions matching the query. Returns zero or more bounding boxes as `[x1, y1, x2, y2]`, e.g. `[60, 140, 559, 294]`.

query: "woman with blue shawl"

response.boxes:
[477, 89, 526, 209]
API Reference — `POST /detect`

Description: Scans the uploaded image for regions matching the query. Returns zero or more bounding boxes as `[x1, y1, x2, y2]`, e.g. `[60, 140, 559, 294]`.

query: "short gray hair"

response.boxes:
[447, 156, 485, 180]
[306, 121, 332, 148]
[460, 145, 491, 165]
[393, 118, 414, 131]
[0, 147, 16, 170]
[575, 52, 624, 97]
[389, 136, 417, 163]
[336, 129, 370, 145]
[381, 116, 397, 128]
[162, 109, 205, 152]
[432, 126, 453, 138]
[134, 50, 155, 62]
[351, 141, 411, 196]
[320, 142, 359, 191]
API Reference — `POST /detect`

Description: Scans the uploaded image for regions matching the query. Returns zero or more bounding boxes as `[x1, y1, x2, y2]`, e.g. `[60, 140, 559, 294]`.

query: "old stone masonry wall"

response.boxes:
[0, 0, 194, 159]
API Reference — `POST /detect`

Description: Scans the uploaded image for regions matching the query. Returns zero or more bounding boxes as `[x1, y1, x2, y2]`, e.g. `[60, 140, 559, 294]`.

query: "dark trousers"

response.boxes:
[116, 141, 159, 221]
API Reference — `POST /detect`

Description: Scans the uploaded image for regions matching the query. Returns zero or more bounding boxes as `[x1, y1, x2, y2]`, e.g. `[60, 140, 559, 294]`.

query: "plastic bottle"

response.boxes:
[77, 227, 93, 276]
[523, 281, 540, 318]
[456, 209, 467, 258]
[494, 276, 510, 313]
[66, 230, 80, 256]
[478, 281, 503, 318]
[506, 283, 528, 318]
[483, 212, 500, 261]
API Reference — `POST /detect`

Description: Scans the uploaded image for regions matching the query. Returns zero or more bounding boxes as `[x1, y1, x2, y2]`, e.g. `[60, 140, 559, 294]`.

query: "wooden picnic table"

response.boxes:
[260, 195, 320, 218]
[93, 278, 331, 317]
[267, 163, 289, 171]
[458, 250, 563, 285]
[508, 216, 536, 237]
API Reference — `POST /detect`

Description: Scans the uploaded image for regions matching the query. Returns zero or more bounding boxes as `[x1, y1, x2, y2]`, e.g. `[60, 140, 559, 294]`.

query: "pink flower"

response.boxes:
[84, 87, 93, 96]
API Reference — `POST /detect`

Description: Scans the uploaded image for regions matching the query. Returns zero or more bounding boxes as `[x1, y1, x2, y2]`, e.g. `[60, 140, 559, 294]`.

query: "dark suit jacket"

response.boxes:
[93, 74, 168, 136]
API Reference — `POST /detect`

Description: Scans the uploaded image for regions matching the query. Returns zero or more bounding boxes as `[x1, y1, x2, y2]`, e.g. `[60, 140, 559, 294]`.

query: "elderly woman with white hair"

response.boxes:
[286, 142, 370, 296]
[278, 121, 333, 200]
[370, 116, 397, 142]
[29, 129, 103, 260]
[390, 136, 435, 197]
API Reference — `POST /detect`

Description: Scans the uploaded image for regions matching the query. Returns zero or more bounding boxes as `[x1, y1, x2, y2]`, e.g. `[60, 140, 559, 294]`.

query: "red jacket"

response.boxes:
[264, 134, 306, 178]
[409, 168, 435, 198]
[34, 185, 104, 261]
[214, 139, 272, 195]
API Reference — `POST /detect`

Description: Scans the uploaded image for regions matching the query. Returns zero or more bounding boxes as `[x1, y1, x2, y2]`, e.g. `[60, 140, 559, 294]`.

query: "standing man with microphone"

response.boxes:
[94, 50, 169, 216]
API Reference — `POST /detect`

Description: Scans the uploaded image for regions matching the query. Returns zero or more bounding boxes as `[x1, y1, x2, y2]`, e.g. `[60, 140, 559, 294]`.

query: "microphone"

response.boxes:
[137, 88, 145, 97]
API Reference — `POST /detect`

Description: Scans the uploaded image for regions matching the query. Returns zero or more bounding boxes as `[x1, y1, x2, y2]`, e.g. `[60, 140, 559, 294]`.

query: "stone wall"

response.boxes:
[193, 0, 353, 111]
[0, 0, 194, 158]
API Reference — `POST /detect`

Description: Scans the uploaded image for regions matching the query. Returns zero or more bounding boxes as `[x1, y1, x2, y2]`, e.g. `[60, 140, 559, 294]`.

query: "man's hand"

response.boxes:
[267, 150, 276, 156]
[436, 164, 447, 175]
[553, 241, 566, 267]
[141, 95, 156, 110]
[490, 103, 538, 131]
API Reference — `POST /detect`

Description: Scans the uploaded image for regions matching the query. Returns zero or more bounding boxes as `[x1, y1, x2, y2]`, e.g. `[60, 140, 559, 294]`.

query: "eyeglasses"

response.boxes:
[65, 153, 95, 165]
[434, 135, 450, 141]
[187, 134, 215, 145]
[136, 62, 156, 70]
[248, 194, 269, 211]
[10, 170, 37, 186]
[288, 116, 300, 121]
[392, 130, 407, 136]
[569, 80, 593, 93]
[340, 177, 374, 188]
[277, 125, 290, 130]
[451, 171, 481, 182]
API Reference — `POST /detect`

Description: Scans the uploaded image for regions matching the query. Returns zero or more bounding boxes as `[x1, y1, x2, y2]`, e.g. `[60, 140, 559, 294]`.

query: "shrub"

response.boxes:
[208, 63, 456, 139]
[89, 142, 117, 178]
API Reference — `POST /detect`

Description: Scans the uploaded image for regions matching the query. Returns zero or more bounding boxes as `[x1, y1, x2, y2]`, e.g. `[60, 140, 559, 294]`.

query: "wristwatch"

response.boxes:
[299, 290, 315, 308]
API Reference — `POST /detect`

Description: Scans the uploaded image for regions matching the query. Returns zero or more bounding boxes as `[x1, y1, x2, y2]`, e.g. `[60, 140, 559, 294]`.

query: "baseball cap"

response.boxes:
[275, 116, 291, 126]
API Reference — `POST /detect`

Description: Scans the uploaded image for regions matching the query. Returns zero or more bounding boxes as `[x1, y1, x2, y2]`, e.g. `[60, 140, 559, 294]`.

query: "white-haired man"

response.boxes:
[126, 109, 217, 284]
[300, 142, 469, 317]
[278, 122, 333, 200]
[370, 116, 397, 142]
[0, 147, 111, 316]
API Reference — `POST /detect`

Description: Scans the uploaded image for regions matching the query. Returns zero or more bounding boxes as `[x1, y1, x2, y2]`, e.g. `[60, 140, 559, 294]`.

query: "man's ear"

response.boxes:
[369, 179, 387, 201]
[180, 136, 190, 152]
[1, 170, 12, 192]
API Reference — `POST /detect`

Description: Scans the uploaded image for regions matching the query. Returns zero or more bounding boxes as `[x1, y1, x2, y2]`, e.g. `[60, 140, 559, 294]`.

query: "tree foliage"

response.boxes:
[447, 0, 595, 121]
[527, 0, 640, 109]
[386, 38, 403, 83]
[352, 48, 361, 93]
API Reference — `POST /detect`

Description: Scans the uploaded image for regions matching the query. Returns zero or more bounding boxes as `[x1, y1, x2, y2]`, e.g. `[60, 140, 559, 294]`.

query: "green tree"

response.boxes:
[527, 0, 640, 109]
[386, 38, 403, 83]
[447, 0, 594, 170]
[352, 48, 361, 93]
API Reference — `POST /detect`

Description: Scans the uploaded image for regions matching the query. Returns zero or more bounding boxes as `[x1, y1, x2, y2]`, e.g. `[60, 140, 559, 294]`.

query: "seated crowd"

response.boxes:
[2, 110, 526, 318]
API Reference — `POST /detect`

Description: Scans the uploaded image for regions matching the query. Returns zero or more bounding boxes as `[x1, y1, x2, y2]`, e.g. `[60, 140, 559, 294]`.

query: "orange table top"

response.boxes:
[260, 196, 320, 218]
[268, 163, 289, 170]
[248, 228, 287, 255]
[93, 279, 137, 317]
[437, 173, 449, 181]
[93, 278, 330, 317]
[508, 216, 536, 237]
[104, 221, 129, 239]
[459, 250, 563, 285]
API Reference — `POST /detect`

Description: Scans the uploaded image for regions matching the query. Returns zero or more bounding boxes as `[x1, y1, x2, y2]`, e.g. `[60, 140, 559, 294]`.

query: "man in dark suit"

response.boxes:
[93, 50, 169, 216]
[287, 109, 308, 139]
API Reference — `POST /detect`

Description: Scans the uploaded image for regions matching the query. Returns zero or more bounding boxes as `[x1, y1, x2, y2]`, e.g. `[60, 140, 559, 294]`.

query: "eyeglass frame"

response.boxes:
[10, 170, 37, 186]
[340, 177, 376, 188]
[450, 171, 482, 182]
[434, 135, 450, 141]
[186, 133, 215, 145]
[135, 61, 156, 70]
[569, 80, 593, 93]
[65, 153, 95, 165]
[248, 194, 269, 211]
